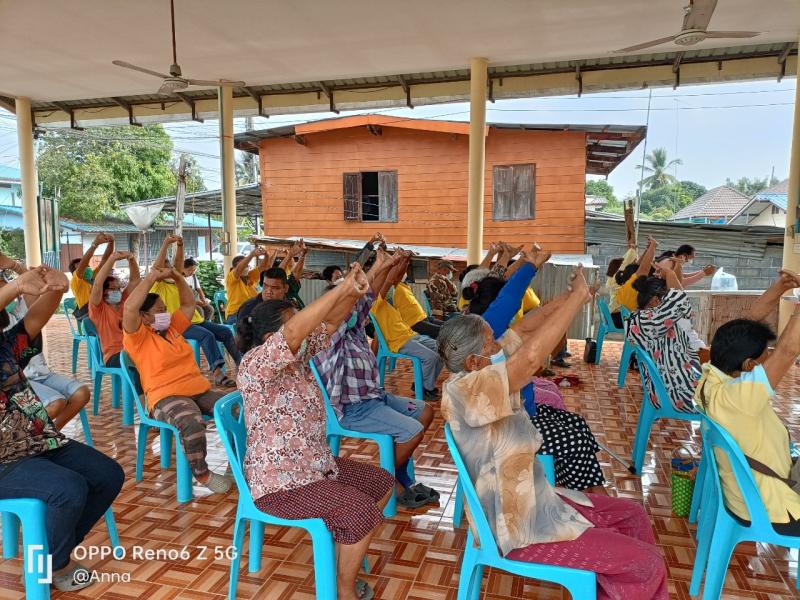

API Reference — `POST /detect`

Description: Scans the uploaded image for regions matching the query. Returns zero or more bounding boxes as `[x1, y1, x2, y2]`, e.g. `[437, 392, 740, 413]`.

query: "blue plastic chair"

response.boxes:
[595, 299, 634, 386]
[212, 290, 227, 323]
[690, 416, 800, 598]
[214, 392, 367, 600]
[453, 453, 554, 528]
[629, 345, 702, 474]
[444, 424, 596, 600]
[309, 360, 413, 518]
[62, 298, 88, 374]
[119, 351, 210, 503]
[0, 499, 50, 600]
[421, 291, 433, 318]
[368, 313, 423, 401]
[83, 319, 134, 426]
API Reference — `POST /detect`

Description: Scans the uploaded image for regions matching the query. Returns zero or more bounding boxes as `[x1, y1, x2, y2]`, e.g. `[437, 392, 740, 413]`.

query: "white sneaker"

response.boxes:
[51, 563, 93, 592]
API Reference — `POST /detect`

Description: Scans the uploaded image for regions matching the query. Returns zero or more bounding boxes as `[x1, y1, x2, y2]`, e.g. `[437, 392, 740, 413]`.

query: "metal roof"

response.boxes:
[13, 41, 798, 128]
[121, 184, 262, 217]
[234, 115, 646, 176]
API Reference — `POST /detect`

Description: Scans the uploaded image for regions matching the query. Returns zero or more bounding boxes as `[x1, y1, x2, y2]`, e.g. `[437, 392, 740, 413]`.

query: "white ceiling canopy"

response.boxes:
[0, 0, 797, 124]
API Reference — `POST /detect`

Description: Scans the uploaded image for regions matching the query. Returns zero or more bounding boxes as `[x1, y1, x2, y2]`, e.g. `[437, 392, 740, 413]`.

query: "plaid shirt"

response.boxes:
[313, 290, 383, 417]
[426, 273, 458, 316]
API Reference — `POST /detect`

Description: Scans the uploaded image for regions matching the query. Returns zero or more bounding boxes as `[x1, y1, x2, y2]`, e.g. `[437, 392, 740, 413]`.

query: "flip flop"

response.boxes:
[215, 373, 237, 388]
[356, 578, 374, 600]
[397, 486, 430, 509]
[413, 483, 440, 503]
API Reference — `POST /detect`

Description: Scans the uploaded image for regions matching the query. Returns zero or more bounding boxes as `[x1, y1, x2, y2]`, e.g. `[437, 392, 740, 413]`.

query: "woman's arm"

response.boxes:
[173, 236, 185, 275]
[747, 270, 800, 322]
[126, 253, 142, 294]
[292, 241, 307, 280]
[635, 237, 658, 277]
[122, 267, 172, 333]
[74, 233, 108, 279]
[21, 267, 68, 339]
[153, 234, 180, 269]
[95, 235, 115, 275]
[764, 302, 800, 389]
[233, 248, 263, 278]
[479, 242, 499, 268]
[89, 251, 124, 305]
[173, 267, 197, 323]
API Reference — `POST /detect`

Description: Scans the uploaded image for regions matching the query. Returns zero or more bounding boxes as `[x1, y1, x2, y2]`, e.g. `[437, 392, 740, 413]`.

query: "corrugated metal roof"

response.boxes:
[0, 166, 20, 183]
[122, 184, 261, 217]
[60, 218, 139, 233]
[669, 185, 751, 221]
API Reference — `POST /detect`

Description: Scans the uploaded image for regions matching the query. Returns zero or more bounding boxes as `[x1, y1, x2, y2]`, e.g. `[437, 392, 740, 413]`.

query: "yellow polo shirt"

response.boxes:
[70, 276, 92, 309]
[615, 275, 639, 312]
[393, 283, 427, 328]
[225, 269, 260, 319]
[370, 296, 416, 353]
[697, 364, 800, 524]
[150, 281, 203, 324]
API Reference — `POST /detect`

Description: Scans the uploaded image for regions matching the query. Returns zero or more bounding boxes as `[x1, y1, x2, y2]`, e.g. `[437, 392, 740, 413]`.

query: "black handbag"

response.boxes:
[583, 337, 597, 364]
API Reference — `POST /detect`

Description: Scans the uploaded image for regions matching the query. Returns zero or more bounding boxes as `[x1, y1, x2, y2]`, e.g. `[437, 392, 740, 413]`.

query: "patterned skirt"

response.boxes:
[254, 457, 394, 544]
[532, 404, 605, 491]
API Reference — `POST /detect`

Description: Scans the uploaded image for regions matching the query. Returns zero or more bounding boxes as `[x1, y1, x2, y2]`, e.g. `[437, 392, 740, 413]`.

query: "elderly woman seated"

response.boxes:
[437, 266, 667, 600]
[238, 264, 393, 600]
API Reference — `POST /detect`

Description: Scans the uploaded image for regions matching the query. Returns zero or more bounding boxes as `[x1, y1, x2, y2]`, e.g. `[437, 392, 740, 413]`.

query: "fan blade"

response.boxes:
[613, 36, 676, 53]
[157, 81, 177, 95]
[186, 78, 247, 88]
[683, 0, 718, 31]
[112, 60, 171, 80]
[704, 30, 760, 38]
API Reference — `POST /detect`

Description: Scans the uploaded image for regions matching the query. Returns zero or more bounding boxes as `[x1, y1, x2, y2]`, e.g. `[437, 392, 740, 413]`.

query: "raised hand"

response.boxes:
[778, 269, 800, 290]
[341, 263, 370, 298]
[164, 234, 182, 246]
[40, 266, 69, 292]
[149, 267, 173, 282]
[253, 247, 268, 258]
[567, 264, 591, 303]
[702, 264, 717, 276]
[14, 268, 53, 296]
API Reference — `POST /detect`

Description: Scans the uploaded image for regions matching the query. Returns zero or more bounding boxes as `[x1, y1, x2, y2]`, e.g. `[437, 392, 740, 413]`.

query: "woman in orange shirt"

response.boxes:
[123, 265, 230, 494]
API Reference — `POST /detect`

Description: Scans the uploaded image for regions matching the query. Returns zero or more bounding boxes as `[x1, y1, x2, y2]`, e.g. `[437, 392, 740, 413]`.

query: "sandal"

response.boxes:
[413, 483, 440, 503]
[397, 486, 430, 509]
[355, 578, 374, 600]
[215, 373, 237, 388]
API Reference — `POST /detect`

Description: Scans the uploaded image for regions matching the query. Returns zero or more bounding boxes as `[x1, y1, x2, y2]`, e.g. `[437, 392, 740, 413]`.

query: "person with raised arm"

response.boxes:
[0, 266, 124, 593]
[238, 264, 393, 600]
[437, 266, 667, 600]
[122, 264, 231, 494]
[69, 233, 114, 315]
[224, 246, 270, 323]
[614, 235, 658, 312]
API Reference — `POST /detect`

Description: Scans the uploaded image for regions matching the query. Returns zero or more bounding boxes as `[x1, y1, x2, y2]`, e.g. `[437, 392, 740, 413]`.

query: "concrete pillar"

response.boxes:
[779, 40, 800, 331]
[15, 97, 42, 266]
[467, 57, 488, 265]
[218, 86, 237, 273]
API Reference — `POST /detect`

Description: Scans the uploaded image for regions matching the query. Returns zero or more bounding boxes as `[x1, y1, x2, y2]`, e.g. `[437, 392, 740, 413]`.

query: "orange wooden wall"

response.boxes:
[258, 125, 586, 254]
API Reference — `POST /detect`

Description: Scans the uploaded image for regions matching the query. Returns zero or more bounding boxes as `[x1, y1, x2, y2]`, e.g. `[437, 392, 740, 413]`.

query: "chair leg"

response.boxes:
[456, 544, 481, 600]
[2, 511, 19, 558]
[377, 355, 386, 388]
[175, 441, 193, 503]
[376, 437, 397, 518]
[309, 530, 337, 600]
[79, 409, 94, 447]
[411, 359, 424, 401]
[72, 338, 80, 374]
[136, 424, 150, 482]
[104, 508, 121, 550]
[228, 516, 247, 600]
[388, 357, 396, 372]
[111, 375, 120, 409]
[631, 401, 656, 474]
[121, 385, 134, 427]
[595, 327, 606, 364]
[689, 489, 719, 596]
[617, 341, 633, 388]
[406, 458, 415, 481]
[695, 520, 735, 599]
[92, 372, 104, 416]
[328, 434, 342, 457]
[689, 455, 707, 524]
[160, 429, 174, 469]
[248, 520, 265, 573]
[452, 481, 464, 528]
[19, 503, 50, 600]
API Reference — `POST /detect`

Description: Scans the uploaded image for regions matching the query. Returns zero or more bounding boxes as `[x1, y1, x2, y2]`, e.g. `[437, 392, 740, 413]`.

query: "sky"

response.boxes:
[0, 78, 795, 199]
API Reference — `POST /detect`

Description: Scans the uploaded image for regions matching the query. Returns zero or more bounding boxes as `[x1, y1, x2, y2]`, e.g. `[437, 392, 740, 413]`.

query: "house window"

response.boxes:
[772, 205, 782, 215]
[343, 171, 398, 222]
[492, 164, 535, 221]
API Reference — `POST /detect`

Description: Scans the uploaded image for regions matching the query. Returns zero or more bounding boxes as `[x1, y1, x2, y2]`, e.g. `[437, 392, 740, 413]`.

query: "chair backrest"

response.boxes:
[62, 298, 82, 337]
[444, 423, 504, 560]
[596, 297, 622, 332]
[119, 351, 152, 422]
[82, 318, 106, 370]
[421, 291, 433, 318]
[213, 391, 255, 508]
[308, 360, 340, 427]
[631, 345, 673, 411]
[368, 313, 390, 353]
[212, 290, 227, 323]
[700, 415, 775, 531]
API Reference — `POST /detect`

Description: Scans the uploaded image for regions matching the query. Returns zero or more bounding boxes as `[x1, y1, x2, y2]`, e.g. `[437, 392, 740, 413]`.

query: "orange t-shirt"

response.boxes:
[123, 310, 210, 410]
[88, 291, 128, 364]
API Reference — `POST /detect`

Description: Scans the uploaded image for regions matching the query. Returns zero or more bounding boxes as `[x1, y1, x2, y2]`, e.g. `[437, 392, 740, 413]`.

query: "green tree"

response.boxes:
[235, 152, 258, 186]
[639, 183, 692, 218]
[725, 175, 780, 197]
[679, 180, 706, 201]
[174, 155, 207, 194]
[585, 180, 618, 206]
[38, 125, 177, 221]
[636, 147, 683, 190]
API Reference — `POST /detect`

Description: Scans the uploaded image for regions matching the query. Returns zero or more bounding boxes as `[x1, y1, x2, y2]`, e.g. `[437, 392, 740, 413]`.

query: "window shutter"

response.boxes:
[512, 164, 535, 220]
[378, 170, 398, 222]
[492, 165, 513, 220]
[343, 173, 361, 221]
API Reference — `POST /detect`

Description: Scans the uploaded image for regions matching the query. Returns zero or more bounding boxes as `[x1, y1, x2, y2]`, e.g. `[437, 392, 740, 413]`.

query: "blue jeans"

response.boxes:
[0, 440, 124, 569]
[225, 315, 237, 325]
[184, 325, 225, 372]
[196, 320, 241, 365]
[340, 393, 425, 443]
[399, 335, 442, 391]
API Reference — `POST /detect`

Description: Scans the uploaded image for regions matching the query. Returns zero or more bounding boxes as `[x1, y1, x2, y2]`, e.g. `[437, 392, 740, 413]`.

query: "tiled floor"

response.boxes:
[1, 315, 799, 599]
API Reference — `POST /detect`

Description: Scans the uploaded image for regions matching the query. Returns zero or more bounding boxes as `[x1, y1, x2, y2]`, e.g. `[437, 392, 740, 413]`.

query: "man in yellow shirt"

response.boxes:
[696, 270, 800, 534]
[69, 233, 115, 315]
[391, 256, 444, 339]
[225, 246, 270, 323]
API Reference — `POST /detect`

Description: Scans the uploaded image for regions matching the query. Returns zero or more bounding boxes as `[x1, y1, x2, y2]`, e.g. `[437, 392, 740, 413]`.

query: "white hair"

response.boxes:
[437, 314, 487, 373]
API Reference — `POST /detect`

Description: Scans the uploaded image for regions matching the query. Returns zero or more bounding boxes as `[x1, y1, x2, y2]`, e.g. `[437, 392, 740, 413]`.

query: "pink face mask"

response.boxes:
[152, 312, 171, 332]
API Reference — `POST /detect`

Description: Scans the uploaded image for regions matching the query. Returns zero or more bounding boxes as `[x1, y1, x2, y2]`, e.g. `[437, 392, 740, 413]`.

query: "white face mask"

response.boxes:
[445, 272, 453, 281]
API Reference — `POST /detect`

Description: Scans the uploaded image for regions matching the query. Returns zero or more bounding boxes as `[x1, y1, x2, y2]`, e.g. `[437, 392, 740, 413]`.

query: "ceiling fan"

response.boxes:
[614, 0, 759, 54]
[112, 0, 245, 94]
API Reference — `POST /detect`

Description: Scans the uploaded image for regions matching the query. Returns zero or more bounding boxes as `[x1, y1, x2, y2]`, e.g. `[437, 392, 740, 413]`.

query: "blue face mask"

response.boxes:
[106, 290, 123, 305]
[5, 300, 17, 314]
[346, 313, 358, 330]
[478, 349, 506, 364]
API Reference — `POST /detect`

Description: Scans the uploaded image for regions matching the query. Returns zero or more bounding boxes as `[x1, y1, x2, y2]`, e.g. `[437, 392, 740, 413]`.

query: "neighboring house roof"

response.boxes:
[752, 179, 789, 211]
[585, 195, 607, 206]
[234, 114, 646, 176]
[122, 183, 261, 217]
[0, 165, 21, 184]
[60, 217, 140, 234]
[668, 185, 751, 222]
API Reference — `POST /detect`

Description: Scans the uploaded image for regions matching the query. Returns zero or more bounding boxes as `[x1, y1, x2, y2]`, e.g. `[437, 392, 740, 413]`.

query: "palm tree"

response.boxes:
[636, 147, 682, 190]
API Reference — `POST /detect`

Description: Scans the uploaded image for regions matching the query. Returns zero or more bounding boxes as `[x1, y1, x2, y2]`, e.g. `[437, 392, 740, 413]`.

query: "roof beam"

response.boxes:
[672, 52, 684, 89]
[317, 81, 339, 114]
[110, 97, 141, 127]
[241, 86, 268, 118]
[778, 42, 793, 82]
[575, 63, 582, 97]
[0, 95, 15, 114]
[173, 92, 204, 122]
[397, 75, 413, 108]
[51, 101, 83, 130]
[293, 134, 307, 146]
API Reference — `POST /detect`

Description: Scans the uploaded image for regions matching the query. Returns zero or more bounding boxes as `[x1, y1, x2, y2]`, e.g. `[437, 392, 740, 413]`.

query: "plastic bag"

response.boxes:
[710, 267, 738, 291]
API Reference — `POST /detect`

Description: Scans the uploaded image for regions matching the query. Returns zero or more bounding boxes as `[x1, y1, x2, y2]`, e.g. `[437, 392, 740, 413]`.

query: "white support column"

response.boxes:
[779, 38, 800, 331]
[467, 57, 488, 265]
[15, 97, 41, 266]
[218, 87, 237, 273]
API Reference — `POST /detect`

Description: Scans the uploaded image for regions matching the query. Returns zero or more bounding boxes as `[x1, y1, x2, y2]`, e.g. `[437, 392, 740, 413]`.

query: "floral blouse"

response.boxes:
[442, 329, 592, 556]
[238, 324, 337, 499]
[625, 288, 700, 413]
